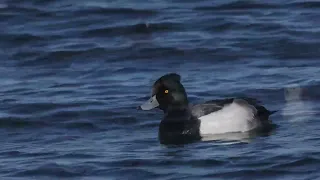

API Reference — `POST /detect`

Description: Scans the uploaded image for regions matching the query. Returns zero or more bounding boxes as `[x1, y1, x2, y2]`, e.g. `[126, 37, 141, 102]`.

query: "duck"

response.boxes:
[138, 73, 277, 144]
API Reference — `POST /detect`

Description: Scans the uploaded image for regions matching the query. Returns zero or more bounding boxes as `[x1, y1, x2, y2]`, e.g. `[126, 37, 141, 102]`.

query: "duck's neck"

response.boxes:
[163, 103, 194, 121]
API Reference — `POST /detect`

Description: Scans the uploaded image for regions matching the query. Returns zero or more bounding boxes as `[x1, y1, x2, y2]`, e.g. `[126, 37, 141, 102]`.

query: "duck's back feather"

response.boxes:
[191, 97, 276, 135]
[191, 97, 275, 120]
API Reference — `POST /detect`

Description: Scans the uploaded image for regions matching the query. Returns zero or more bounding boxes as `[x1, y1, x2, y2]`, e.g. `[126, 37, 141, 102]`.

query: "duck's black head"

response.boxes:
[139, 73, 189, 112]
[139, 73, 201, 145]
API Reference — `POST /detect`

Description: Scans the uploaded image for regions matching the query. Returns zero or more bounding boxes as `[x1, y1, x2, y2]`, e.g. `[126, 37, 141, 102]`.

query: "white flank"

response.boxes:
[199, 99, 259, 135]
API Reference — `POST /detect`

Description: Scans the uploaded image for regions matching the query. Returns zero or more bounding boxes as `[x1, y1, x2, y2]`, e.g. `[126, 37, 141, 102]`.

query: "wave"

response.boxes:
[194, 1, 278, 11]
[57, 153, 101, 159]
[62, 121, 101, 131]
[287, 1, 320, 8]
[81, 22, 182, 37]
[0, 3, 7, 9]
[93, 158, 226, 168]
[0, 150, 57, 158]
[0, 33, 46, 44]
[15, 47, 107, 66]
[270, 157, 320, 169]
[0, 103, 139, 129]
[0, 117, 48, 128]
[75, 7, 157, 16]
[0, 4, 54, 18]
[195, 1, 320, 11]
[13, 163, 93, 178]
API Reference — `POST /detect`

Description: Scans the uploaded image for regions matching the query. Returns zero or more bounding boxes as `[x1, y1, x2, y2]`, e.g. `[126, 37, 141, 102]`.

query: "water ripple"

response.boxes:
[14, 163, 92, 178]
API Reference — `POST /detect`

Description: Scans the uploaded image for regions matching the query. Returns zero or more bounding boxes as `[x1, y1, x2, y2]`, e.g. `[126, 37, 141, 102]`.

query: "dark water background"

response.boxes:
[1, 0, 320, 179]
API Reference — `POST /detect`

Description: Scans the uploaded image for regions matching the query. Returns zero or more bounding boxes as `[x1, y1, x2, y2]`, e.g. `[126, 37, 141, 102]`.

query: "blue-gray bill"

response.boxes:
[139, 95, 159, 110]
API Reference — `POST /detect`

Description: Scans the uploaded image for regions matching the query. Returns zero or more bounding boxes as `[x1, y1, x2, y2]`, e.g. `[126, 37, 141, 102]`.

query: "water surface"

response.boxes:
[0, 0, 320, 179]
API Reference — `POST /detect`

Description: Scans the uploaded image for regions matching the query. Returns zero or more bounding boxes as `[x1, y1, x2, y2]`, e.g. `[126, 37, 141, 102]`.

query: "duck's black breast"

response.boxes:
[158, 115, 201, 145]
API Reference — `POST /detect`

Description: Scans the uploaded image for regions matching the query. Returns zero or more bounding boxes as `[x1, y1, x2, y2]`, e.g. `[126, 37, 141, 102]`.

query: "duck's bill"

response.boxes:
[139, 95, 159, 110]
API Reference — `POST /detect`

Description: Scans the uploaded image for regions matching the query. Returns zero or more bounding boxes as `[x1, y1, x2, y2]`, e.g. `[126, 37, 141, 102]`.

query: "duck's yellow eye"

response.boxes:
[164, 90, 169, 94]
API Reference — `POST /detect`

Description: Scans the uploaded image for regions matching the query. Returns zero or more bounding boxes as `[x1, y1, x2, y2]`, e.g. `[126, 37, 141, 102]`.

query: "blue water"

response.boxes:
[1, 0, 320, 179]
